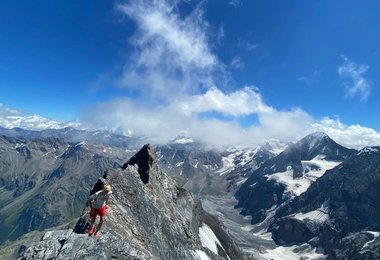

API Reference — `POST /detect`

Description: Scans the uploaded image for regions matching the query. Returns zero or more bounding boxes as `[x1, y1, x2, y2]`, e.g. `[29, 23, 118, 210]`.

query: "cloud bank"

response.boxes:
[80, 0, 380, 149]
[0, 103, 81, 130]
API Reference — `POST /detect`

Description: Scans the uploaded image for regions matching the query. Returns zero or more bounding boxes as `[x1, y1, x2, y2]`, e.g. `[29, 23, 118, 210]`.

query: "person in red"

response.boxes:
[88, 184, 112, 237]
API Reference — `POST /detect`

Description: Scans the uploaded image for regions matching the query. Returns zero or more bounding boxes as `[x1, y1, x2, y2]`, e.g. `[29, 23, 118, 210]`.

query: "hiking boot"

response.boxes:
[88, 226, 94, 235]
[94, 231, 100, 238]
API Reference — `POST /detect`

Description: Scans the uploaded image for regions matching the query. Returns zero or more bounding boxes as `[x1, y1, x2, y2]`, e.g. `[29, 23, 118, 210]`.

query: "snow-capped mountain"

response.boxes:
[0, 104, 81, 131]
[156, 142, 277, 196]
[269, 146, 380, 259]
[15, 145, 247, 260]
[235, 132, 357, 224]
[0, 126, 143, 149]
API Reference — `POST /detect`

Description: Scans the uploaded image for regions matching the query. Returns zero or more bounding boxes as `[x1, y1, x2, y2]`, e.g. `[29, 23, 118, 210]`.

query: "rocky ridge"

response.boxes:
[0, 134, 129, 245]
[20, 145, 249, 259]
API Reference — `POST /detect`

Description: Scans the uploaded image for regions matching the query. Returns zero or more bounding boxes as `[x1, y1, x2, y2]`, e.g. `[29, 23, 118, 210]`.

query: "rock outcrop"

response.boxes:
[20, 145, 247, 259]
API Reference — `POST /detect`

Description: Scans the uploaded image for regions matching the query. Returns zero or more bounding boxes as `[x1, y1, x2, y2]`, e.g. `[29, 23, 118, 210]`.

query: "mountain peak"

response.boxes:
[122, 144, 154, 184]
[307, 131, 328, 140]
[358, 146, 380, 155]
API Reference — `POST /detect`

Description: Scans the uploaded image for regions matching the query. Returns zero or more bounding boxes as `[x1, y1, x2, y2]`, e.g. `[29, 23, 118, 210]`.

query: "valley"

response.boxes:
[1, 127, 380, 259]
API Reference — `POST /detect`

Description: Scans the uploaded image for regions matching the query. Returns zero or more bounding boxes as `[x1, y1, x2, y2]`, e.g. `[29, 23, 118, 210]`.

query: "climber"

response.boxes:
[87, 184, 112, 238]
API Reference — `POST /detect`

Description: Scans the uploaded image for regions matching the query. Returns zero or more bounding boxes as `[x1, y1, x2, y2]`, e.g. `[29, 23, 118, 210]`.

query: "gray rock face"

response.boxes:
[156, 143, 224, 191]
[156, 143, 274, 197]
[268, 217, 314, 245]
[328, 231, 380, 260]
[235, 132, 356, 224]
[20, 145, 248, 260]
[270, 146, 380, 259]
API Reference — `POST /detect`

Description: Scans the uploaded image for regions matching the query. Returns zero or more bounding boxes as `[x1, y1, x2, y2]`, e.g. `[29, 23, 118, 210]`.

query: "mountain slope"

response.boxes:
[157, 143, 274, 196]
[19, 145, 249, 259]
[0, 126, 142, 149]
[268, 146, 380, 259]
[235, 132, 357, 224]
[0, 135, 129, 245]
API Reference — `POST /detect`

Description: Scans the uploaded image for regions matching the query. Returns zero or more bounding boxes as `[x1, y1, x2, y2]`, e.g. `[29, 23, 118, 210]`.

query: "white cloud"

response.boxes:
[0, 104, 82, 130]
[176, 87, 272, 116]
[237, 38, 257, 52]
[298, 70, 320, 85]
[82, 87, 313, 147]
[230, 56, 245, 69]
[338, 55, 371, 101]
[216, 25, 225, 45]
[228, 0, 242, 8]
[312, 117, 380, 149]
[80, 1, 380, 149]
[117, 0, 222, 98]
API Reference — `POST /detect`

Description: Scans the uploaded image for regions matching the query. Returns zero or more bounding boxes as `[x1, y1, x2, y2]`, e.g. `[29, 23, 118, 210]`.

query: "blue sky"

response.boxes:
[0, 0, 379, 148]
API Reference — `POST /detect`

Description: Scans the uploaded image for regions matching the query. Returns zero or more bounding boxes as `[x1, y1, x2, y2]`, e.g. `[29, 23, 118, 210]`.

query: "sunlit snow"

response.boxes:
[267, 156, 340, 196]
[216, 148, 259, 176]
[259, 244, 327, 260]
[190, 250, 210, 260]
[172, 137, 194, 144]
[293, 203, 330, 223]
[75, 141, 86, 147]
[363, 231, 380, 248]
[199, 224, 222, 254]
[358, 146, 380, 155]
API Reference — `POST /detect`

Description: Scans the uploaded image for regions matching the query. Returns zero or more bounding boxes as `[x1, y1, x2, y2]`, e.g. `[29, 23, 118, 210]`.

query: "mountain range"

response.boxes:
[0, 126, 380, 259]
[19, 145, 247, 259]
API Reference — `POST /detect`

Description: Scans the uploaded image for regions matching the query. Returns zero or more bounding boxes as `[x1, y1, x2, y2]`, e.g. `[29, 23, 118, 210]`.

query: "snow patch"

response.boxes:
[175, 162, 184, 167]
[199, 224, 223, 255]
[236, 178, 248, 187]
[358, 146, 380, 155]
[293, 203, 330, 223]
[216, 147, 260, 176]
[240, 224, 254, 232]
[308, 132, 327, 150]
[363, 231, 380, 248]
[75, 141, 86, 147]
[267, 166, 310, 196]
[190, 250, 210, 260]
[173, 137, 194, 144]
[268, 157, 340, 196]
[259, 244, 327, 260]
[255, 230, 273, 241]
[216, 152, 237, 176]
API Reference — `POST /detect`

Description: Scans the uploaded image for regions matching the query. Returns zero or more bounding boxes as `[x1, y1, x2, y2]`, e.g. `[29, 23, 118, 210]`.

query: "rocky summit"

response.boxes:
[19, 145, 248, 260]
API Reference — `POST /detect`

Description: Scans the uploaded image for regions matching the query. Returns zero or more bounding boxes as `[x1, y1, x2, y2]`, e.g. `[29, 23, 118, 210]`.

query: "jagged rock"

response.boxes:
[268, 217, 314, 245]
[122, 144, 154, 184]
[328, 231, 380, 260]
[20, 145, 248, 260]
